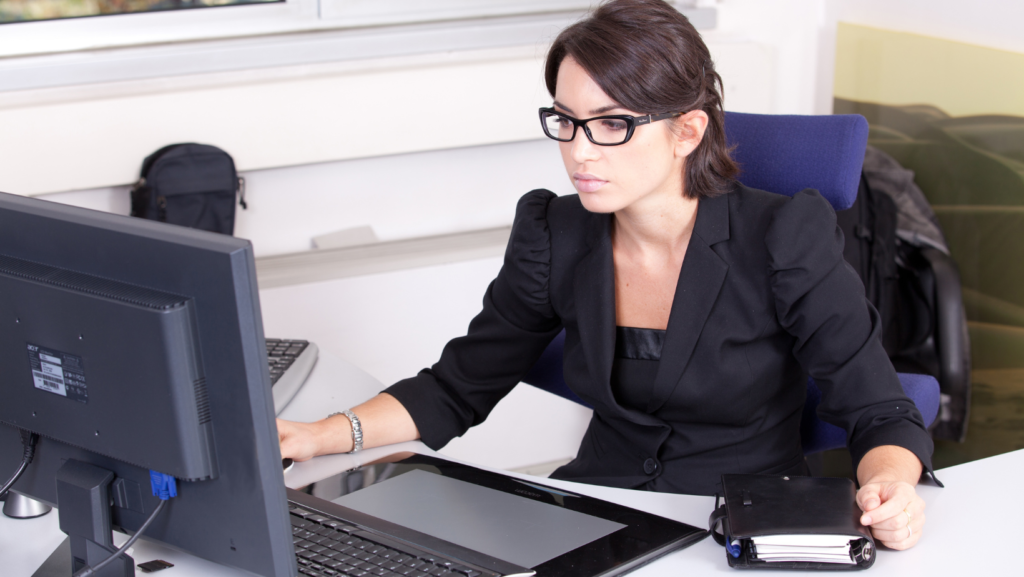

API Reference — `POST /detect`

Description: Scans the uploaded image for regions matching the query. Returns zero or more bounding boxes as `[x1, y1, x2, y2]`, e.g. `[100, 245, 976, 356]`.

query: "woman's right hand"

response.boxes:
[277, 418, 347, 461]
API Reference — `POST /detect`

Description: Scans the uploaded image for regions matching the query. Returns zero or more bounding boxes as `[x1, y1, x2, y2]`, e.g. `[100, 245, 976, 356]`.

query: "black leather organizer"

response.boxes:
[709, 474, 876, 570]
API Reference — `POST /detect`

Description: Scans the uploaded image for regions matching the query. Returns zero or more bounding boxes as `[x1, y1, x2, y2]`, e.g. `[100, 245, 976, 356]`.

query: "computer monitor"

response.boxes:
[0, 190, 295, 576]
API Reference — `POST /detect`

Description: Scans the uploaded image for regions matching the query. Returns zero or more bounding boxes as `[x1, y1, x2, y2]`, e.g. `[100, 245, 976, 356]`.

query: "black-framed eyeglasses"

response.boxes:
[539, 107, 683, 146]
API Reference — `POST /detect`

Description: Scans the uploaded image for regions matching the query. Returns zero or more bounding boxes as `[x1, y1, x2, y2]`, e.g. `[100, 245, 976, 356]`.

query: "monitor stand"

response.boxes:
[3, 491, 52, 518]
[33, 538, 73, 577]
[34, 460, 135, 577]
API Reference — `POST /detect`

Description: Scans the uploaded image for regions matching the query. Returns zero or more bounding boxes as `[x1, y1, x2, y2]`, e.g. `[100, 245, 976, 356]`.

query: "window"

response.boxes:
[0, 0, 281, 24]
[319, 1, 598, 27]
[0, 0, 609, 58]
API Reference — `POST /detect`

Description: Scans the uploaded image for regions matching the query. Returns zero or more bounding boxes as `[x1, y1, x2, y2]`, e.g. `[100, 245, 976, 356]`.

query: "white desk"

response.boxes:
[4, 350, 1022, 576]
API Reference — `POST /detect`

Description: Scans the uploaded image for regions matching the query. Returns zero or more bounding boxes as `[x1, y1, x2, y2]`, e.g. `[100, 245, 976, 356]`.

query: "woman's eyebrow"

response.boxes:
[589, 104, 624, 115]
[552, 101, 623, 116]
[552, 100, 574, 114]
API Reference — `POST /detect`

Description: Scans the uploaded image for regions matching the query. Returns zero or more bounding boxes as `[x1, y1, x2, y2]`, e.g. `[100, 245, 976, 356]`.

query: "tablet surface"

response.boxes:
[300, 450, 707, 576]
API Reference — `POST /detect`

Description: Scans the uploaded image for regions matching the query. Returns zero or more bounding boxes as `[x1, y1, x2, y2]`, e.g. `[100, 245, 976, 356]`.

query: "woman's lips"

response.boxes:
[573, 173, 607, 193]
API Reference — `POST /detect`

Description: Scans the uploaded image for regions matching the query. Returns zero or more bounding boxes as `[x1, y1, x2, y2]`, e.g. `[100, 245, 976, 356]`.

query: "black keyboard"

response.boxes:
[267, 339, 311, 385]
[290, 504, 489, 577]
[267, 338, 319, 413]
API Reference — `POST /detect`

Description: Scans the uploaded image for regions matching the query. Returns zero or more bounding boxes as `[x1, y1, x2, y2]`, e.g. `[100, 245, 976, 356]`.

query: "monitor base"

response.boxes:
[33, 538, 73, 577]
[3, 491, 52, 519]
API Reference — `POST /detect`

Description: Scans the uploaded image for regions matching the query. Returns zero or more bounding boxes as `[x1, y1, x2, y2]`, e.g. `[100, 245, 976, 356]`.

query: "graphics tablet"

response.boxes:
[289, 449, 707, 576]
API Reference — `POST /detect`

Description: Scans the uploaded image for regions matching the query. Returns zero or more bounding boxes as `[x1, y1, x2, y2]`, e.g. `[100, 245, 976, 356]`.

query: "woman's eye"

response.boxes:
[556, 116, 573, 127]
[601, 119, 628, 131]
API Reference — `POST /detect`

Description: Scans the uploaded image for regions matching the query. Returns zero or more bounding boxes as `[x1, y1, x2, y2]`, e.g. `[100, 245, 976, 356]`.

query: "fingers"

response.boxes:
[276, 419, 320, 462]
[871, 508, 925, 550]
[857, 481, 926, 550]
[858, 482, 911, 524]
[871, 499, 923, 532]
[278, 430, 302, 461]
[856, 484, 882, 514]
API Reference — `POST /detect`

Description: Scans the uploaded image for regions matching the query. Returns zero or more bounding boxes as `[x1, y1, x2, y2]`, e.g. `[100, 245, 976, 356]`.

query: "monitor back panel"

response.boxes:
[0, 192, 295, 577]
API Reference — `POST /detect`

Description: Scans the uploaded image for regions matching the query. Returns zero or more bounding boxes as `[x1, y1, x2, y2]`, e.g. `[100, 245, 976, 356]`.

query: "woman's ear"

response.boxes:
[673, 110, 709, 159]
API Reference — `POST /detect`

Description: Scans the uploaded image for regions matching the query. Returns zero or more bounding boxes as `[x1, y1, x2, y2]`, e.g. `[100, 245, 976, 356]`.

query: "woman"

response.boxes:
[279, 0, 932, 551]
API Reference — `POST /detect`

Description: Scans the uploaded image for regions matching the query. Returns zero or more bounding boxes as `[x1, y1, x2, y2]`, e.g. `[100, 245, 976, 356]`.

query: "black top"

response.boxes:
[612, 327, 664, 412]
[385, 183, 934, 496]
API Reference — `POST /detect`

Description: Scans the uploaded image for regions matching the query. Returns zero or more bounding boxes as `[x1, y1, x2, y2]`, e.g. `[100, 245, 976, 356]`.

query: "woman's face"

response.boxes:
[553, 57, 694, 214]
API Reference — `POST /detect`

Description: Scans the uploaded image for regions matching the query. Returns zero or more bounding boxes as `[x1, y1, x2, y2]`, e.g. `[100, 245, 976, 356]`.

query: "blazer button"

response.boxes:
[643, 458, 658, 475]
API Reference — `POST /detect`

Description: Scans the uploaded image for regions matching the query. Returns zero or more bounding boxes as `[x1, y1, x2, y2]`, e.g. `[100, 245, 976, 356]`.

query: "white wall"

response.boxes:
[0, 47, 554, 197]
[41, 138, 576, 258]
[3, 32, 778, 198]
[828, 0, 1024, 54]
[709, 0, 825, 115]
[26, 3, 787, 258]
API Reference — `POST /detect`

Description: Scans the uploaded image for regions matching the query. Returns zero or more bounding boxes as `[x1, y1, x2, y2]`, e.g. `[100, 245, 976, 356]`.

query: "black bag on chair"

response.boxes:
[130, 143, 246, 235]
[836, 146, 971, 442]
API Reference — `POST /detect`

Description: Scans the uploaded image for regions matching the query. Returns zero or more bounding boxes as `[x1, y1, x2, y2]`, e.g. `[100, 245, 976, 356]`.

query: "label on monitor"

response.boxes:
[26, 343, 88, 403]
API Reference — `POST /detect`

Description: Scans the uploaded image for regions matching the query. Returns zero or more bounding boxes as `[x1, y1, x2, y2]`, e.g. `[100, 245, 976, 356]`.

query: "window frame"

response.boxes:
[0, 1, 715, 95]
[0, 0, 604, 59]
[320, 0, 601, 27]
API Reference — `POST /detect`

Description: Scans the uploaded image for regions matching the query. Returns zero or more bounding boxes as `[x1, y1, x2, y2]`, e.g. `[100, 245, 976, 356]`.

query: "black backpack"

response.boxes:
[130, 143, 246, 235]
[837, 149, 971, 441]
[837, 173, 903, 356]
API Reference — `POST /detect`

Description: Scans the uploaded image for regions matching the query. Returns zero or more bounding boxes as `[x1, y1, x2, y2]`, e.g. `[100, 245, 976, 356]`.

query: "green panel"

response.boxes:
[834, 23, 1024, 118]
[836, 99, 1024, 206]
[968, 322, 1024, 371]
[961, 288, 1024, 329]
[933, 207, 1024, 308]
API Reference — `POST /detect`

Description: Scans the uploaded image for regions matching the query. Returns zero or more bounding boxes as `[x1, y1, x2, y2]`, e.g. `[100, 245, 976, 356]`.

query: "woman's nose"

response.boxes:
[570, 128, 600, 163]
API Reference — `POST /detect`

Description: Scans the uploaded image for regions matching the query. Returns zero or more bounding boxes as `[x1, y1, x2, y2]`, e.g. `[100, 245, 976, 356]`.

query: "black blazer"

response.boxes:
[387, 182, 933, 496]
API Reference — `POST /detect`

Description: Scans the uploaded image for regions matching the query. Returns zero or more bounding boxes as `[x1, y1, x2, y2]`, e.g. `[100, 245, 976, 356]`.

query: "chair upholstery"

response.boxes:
[522, 330, 589, 408]
[521, 111, 940, 455]
[723, 112, 868, 210]
[801, 374, 941, 455]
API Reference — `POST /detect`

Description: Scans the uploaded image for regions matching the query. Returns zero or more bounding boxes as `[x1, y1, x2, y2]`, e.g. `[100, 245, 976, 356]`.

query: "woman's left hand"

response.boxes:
[856, 479, 925, 550]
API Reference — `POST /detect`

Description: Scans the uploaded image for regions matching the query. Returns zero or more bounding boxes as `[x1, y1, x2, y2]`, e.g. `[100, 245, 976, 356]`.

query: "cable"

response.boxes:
[0, 430, 38, 499]
[72, 497, 168, 577]
[71, 471, 176, 577]
[2, 431, 174, 576]
[0, 460, 29, 499]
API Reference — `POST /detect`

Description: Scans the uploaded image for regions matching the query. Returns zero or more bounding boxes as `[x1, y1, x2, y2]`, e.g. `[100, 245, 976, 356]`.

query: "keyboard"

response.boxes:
[289, 504, 507, 577]
[267, 338, 319, 414]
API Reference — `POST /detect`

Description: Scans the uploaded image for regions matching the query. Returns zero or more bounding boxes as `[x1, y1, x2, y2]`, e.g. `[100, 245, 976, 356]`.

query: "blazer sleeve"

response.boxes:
[384, 190, 564, 450]
[765, 188, 935, 476]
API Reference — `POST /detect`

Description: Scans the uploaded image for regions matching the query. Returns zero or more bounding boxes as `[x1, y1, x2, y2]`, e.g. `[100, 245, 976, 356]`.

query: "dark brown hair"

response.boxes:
[545, 0, 738, 199]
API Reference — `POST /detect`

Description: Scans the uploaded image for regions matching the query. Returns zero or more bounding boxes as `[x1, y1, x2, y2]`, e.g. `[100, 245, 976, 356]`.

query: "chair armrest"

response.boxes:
[801, 373, 940, 455]
[919, 247, 971, 441]
[897, 373, 940, 428]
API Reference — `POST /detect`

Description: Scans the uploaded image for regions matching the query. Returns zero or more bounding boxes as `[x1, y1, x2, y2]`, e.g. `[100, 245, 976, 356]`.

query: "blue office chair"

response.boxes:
[521, 111, 941, 455]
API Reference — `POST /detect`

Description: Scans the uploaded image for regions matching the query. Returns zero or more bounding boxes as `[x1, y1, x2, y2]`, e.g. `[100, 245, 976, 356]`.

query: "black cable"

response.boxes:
[3, 430, 171, 575]
[0, 430, 38, 499]
[0, 460, 29, 499]
[73, 498, 168, 577]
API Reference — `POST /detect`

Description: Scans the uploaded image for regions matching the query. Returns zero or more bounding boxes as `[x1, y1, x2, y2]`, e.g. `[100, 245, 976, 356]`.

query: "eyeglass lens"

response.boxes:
[542, 112, 631, 145]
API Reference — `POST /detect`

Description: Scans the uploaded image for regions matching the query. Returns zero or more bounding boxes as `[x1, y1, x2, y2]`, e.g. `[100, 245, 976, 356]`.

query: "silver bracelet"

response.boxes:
[328, 410, 363, 453]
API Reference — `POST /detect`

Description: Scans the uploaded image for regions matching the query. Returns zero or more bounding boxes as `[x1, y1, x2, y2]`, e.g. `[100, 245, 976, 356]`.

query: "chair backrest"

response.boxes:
[522, 111, 938, 455]
[522, 330, 589, 408]
[723, 112, 869, 211]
